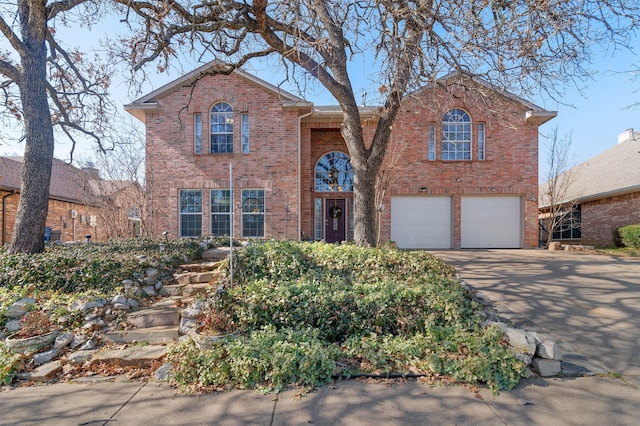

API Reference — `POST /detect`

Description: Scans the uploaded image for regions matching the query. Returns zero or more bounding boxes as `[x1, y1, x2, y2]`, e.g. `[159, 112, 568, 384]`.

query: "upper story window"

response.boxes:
[315, 151, 353, 192]
[194, 113, 203, 154]
[442, 108, 471, 161]
[427, 123, 436, 161]
[210, 102, 234, 153]
[477, 122, 486, 160]
[241, 113, 249, 153]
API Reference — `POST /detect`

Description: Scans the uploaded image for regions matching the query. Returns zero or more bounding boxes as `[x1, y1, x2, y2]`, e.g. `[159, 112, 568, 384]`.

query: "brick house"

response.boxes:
[539, 129, 640, 247]
[126, 62, 555, 248]
[0, 156, 141, 244]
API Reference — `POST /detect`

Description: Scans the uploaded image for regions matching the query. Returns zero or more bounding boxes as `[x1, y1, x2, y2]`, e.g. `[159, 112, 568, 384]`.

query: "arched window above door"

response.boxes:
[315, 151, 353, 192]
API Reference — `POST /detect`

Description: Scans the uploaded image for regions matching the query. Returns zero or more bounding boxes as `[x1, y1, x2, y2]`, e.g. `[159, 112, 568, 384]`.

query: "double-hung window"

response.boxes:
[211, 189, 232, 236]
[241, 189, 265, 238]
[179, 190, 202, 237]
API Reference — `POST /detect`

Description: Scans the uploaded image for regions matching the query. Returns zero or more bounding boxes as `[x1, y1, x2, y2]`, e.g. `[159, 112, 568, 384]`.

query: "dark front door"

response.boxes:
[325, 199, 346, 243]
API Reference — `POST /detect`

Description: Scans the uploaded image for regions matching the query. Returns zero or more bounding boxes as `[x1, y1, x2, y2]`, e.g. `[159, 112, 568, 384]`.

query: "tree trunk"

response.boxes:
[352, 165, 378, 246]
[8, 4, 54, 254]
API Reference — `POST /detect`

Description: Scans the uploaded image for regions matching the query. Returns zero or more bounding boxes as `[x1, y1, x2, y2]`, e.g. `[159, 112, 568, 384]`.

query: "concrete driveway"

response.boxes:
[429, 249, 640, 386]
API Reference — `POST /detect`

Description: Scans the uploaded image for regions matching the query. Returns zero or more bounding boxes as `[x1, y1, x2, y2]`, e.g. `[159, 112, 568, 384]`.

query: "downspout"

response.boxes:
[2, 191, 17, 246]
[298, 108, 314, 241]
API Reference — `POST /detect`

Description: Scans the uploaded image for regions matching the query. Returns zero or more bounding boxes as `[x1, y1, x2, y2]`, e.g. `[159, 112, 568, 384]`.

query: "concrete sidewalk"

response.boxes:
[2, 375, 640, 425]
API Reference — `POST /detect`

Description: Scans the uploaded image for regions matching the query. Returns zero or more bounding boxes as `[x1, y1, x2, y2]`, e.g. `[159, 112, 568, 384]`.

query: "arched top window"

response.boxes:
[210, 102, 234, 153]
[315, 151, 353, 192]
[442, 108, 471, 160]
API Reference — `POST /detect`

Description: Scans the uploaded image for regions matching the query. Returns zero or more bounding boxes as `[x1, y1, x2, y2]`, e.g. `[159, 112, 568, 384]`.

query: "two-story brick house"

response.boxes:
[126, 61, 555, 248]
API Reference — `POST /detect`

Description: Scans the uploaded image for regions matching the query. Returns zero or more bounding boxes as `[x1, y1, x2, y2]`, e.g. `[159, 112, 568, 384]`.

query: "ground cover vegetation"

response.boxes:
[167, 241, 527, 393]
[0, 239, 527, 391]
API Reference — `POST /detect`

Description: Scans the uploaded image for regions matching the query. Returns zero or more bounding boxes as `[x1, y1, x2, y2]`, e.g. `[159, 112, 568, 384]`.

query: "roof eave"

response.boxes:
[525, 110, 557, 125]
[124, 103, 159, 121]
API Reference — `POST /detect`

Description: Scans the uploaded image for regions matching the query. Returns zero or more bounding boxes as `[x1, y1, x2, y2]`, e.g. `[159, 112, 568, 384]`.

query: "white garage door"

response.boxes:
[391, 197, 452, 249]
[461, 196, 522, 248]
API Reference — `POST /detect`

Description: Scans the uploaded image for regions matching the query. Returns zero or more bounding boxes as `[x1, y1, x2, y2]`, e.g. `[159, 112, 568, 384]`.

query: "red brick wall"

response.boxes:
[581, 191, 640, 246]
[144, 72, 301, 239]
[1, 190, 105, 244]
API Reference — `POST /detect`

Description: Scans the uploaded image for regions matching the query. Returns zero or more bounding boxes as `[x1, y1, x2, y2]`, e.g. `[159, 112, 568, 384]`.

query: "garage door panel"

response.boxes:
[391, 197, 451, 249]
[461, 196, 521, 248]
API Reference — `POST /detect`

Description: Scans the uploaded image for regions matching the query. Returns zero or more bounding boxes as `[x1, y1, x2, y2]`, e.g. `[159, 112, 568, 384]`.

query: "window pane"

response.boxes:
[211, 189, 231, 237]
[441, 109, 471, 161]
[241, 113, 249, 153]
[314, 198, 322, 240]
[210, 102, 233, 154]
[478, 122, 485, 160]
[194, 114, 202, 154]
[315, 151, 354, 192]
[180, 190, 202, 237]
[428, 123, 436, 161]
[242, 189, 265, 238]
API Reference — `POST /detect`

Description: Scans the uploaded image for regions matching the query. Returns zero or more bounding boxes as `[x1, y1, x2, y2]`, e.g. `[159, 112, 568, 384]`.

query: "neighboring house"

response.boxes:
[539, 129, 640, 247]
[125, 61, 555, 249]
[0, 156, 141, 245]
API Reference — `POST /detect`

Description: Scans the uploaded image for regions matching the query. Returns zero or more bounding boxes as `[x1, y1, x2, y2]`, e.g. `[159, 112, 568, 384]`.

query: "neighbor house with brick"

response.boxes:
[126, 61, 555, 249]
[0, 156, 141, 244]
[539, 128, 640, 247]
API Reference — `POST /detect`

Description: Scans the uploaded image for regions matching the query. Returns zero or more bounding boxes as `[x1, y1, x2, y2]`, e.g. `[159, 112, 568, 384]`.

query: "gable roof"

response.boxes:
[539, 131, 640, 207]
[125, 60, 311, 121]
[0, 156, 127, 205]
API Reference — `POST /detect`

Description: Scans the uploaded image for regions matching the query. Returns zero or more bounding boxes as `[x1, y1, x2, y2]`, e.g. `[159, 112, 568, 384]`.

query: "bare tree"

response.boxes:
[374, 132, 406, 246]
[539, 126, 581, 247]
[78, 122, 147, 239]
[113, 0, 639, 247]
[0, 1, 115, 254]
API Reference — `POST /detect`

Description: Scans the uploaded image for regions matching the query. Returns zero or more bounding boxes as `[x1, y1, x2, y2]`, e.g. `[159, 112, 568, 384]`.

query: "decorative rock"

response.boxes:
[532, 358, 562, 377]
[16, 360, 62, 382]
[79, 339, 96, 351]
[504, 328, 537, 355]
[146, 268, 160, 279]
[182, 307, 202, 319]
[127, 298, 140, 309]
[179, 318, 197, 335]
[65, 350, 95, 364]
[112, 294, 128, 306]
[54, 332, 75, 349]
[82, 319, 105, 330]
[70, 334, 89, 349]
[142, 286, 157, 297]
[536, 341, 562, 361]
[94, 298, 108, 307]
[33, 348, 59, 365]
[69, 300, 101, 312]
[515, 353, 533, 366]
[113, 303, 131, 311]
[154, 281, 164, 291]
[84, 312, 100, 322]
[5, 298, 35, 318]
[5, 319, 21, 332]
[154, 362, 174, 382]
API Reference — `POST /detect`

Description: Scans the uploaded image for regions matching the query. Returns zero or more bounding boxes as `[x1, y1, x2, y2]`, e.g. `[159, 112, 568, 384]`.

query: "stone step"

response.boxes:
[126, 306, 182, 328]
[178, 261, 223, 273]
[90, 345, 167, 367]
[162, 283, 213, 297]
[16, 360, 62, 382]
[102, 325, 179, 345]
[201, 248, 231, 261]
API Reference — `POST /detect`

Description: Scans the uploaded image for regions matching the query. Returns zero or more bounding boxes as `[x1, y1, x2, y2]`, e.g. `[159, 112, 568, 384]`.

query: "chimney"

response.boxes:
[618, 128, 637, 144]
[82, 162, 100, 179]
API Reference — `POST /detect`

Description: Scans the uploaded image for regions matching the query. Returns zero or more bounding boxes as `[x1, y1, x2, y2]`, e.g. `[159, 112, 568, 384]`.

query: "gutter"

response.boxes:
[298, 108, 314, 240]
[2, 191, 17, 246]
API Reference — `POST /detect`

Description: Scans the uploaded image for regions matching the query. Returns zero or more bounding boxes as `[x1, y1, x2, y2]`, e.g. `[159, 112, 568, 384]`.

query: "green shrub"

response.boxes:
[617, 225, 640, 248]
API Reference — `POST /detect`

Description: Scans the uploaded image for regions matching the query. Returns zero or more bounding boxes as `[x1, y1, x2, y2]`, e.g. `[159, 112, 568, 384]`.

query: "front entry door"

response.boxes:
[325, 199, 346, 243]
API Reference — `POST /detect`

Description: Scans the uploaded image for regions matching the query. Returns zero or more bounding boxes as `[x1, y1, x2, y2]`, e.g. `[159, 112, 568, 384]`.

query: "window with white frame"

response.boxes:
[241, 113, 249, 153]
[441, 109, 471, 160]
[427, 123, 436, 160]
[477, 122, 486, 160]
[179, 190, 202, 237]
[194, 113, 202, 154]
[210, 102, 234, 153]
[241, 189, 264, 238]
[211, 189, 231, 236]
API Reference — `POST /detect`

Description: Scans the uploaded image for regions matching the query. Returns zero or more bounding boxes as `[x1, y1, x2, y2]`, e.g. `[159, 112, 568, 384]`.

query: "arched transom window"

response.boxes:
[442, 108, 471, 160]
[210, 102, 234, 153]
[315, 152, 353, 192]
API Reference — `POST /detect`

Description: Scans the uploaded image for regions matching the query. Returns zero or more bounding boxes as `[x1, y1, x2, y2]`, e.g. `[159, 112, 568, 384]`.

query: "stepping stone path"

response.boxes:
[6, 248, 230, 383]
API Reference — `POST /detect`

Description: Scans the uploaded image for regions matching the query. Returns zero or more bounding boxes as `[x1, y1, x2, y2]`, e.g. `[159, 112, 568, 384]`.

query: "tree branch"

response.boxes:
[0, 14, 25, 58]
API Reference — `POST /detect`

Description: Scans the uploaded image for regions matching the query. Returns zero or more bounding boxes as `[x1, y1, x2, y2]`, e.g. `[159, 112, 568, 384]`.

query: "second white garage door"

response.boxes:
[461, 196, 522, 248]
[391, 196, 452, 249]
